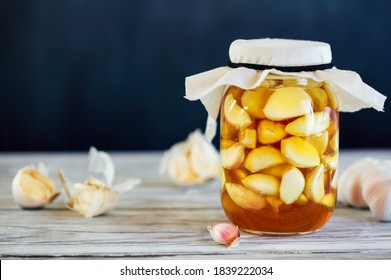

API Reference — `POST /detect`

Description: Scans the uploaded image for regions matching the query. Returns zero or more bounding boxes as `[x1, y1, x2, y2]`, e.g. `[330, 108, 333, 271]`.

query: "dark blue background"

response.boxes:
[0, 0, 390, 151]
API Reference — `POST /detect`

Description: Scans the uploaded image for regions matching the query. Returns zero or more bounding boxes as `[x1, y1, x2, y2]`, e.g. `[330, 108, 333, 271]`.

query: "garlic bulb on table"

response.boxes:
[338, 157, 379, 207]
[12, 163, 60, 209]
[339, 157, 391, 221]
[360, 161, 391, 222]
[160, 129, 220, 186]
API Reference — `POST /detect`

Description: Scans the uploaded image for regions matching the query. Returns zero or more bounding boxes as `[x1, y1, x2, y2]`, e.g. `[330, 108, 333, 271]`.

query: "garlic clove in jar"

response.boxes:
[220, 142, 245, 169]
[360, 161, 391, 221]
[241, 88, 271, 119]
[320, 193, 336, 208]
[285, 111, 330, 137]
[12, 165, 60, 208]
[263, 87, 313, 121]
[261, 163, 291, 180]
[323, 83, 339, 109]
[338, 157, 379, 207]
[257, 119, 287, 144]
[279, 166, 305, 204]
[304, 164, 325, 203]
[305, 88, 328, 112]
[306, 130, 329, 155]
[281, 136, 320, 168]
[242, 174, 280, 196]
[238, 128, 257, 149]
[225, 183, 267, 211]
[244, 146, 285, 173]
[321, 152, 339, 171]
[223, 93, 252, 129]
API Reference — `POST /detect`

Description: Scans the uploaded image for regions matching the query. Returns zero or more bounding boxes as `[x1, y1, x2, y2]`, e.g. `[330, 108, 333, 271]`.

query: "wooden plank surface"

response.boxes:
[1, 150, 391, 259]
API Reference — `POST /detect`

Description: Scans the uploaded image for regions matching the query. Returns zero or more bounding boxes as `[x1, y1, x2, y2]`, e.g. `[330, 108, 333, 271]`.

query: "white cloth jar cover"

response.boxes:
[185, 38, 387, 142]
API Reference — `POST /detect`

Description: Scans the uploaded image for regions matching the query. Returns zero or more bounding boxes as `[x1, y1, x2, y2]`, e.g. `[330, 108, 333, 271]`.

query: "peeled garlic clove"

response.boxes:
[285, 111, 330, 137]
[221, 142, 245, 169]
[12, 166, 59, 208]
[295, 193, 309, 205]
[321, 152, 339, 171]
[266, 196, 284, 212]
[221, 120, 238, 139]
[331, 169, 338, 190]
[330, 131, 339, 152]
[238, 128, 257, 149]
[320, 193, 336, 208]
[223, 93, 252, 128]
[239, 128, 257, 149]
[244, 146, 285, 173]
[263, 87, 313, 120]
[225, 183, 267, 211]
[306, 131, 329, 155]
[207, 222, 240, 248]
[305, 88, 328, 112]
[281, 136, 320, 168]
[323, 83, 338, 109]
[242, 174, 280, 196]
[160, 129, 220, 186]
[305, 164, 325, 203]
[241, 88, 271, 119]
[338, 157, 379, 207]
[257, 119, 287, 144]
[361, 161, 391, 221]
[279, 166, 305, 204]
[261, 163, 291, 179]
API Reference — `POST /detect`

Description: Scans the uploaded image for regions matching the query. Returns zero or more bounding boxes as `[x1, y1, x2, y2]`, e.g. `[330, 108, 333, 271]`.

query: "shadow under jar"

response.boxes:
[220, 75, 339, 235]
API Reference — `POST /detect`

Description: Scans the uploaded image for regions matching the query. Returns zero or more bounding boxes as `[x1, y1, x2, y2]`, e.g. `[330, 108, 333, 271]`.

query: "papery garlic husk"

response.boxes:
[160, 129, 220, 186]
[360, 161, 391, 221]
[207, 222, 240, 248]
[12, 165, 60, 208]
[66, 177, 119, 218]
[88, 146, 115, 186]
[338, 157, 379, 207]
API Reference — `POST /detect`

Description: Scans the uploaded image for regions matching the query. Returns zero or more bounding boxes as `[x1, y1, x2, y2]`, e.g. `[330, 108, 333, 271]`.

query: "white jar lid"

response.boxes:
[229, 38, 332, 67]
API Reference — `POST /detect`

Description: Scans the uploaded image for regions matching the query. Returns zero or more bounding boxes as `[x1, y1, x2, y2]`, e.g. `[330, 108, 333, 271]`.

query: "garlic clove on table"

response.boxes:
[12, 164, 60, 208]
[57, 147, 141, 218]
[66, 177, 119, 218]
[207, 222, 240, 248]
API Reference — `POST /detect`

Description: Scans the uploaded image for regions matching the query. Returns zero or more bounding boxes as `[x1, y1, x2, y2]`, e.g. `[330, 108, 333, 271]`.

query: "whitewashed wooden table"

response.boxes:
[1, 150, 391, 259]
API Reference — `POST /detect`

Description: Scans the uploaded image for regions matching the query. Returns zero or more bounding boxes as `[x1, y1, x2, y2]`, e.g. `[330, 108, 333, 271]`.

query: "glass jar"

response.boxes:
[220, 75, 339, 235]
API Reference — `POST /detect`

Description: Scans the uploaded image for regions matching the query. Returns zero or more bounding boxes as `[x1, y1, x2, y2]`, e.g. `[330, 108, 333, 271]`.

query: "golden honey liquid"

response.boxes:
[220, 77, 339, 235]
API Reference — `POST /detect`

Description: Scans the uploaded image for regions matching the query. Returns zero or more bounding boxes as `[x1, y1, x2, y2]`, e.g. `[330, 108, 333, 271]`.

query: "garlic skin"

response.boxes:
[360, 161, 391, 221]
[58, 147, 141, 218]
[207, 222, 240, 248]
[338, 157, 379, 207]
[160, 129, 220, 186]
[12, 165, 60, 208]
[88, 147, 115, 186]
[66, 177, 119, 218]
